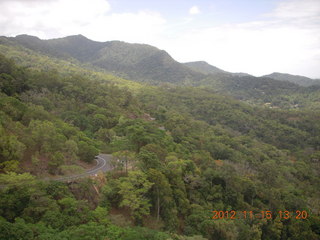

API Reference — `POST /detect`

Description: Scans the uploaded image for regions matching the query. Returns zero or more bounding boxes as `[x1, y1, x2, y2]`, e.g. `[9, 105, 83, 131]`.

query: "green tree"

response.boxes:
[63, 139, 78, 163]
[0, 127, 26, 172]
[138, 147, 161, 171]
[48, 151, 64, 174]
[112, 150, 135, 174]
[118, 171, 153, 223]
[78, 140, 99, 163]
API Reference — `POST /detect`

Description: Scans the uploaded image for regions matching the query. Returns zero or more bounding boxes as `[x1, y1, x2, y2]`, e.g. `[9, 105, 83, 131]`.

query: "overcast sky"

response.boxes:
[0, 0, 319, 78]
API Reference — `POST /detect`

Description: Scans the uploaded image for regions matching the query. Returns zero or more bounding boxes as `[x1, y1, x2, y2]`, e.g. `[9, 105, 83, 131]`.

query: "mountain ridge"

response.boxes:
[183, 61, 252, 77]
[263, 72, 320, 87]
[4, 34, 204, 83]
[2, 34, 317, 83]
[2, 34, 320, 110]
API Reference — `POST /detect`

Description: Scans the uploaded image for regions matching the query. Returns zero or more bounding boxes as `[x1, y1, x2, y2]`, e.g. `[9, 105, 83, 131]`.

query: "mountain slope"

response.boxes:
[1, 34, 320, 110]
[92, 41, 205, 83]
[6, 34, 205, 83]
[183, 61, 229, 75]
[184, 61, 251, 77]
[263, 72, 320, 87]
[0, 44, 320, 239]
[12, 34, 105, 60]
[4, 34, 304, 87]
[3, 35, 300, 86]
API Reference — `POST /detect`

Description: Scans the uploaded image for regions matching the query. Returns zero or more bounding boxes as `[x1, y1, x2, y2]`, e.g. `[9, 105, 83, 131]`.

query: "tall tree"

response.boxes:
[118, 171, 153, 224]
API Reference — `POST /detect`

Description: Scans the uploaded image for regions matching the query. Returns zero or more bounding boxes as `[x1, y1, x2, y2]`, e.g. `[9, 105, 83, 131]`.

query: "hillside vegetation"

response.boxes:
[263, 72, 320, 87]
[0, 36, 319, 240]
[2, 34, 320, 110]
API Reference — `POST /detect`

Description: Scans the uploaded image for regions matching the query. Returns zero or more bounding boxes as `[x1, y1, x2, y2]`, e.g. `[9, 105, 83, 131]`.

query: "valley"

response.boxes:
[0, 35, 319, 240]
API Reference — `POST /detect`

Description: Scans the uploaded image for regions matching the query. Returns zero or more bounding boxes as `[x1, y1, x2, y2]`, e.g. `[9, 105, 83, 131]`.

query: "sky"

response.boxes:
[0, 0, 319, 78]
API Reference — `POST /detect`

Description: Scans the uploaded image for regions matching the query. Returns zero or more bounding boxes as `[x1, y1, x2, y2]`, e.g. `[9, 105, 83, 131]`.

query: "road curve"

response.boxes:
[54, 154, 112, 182]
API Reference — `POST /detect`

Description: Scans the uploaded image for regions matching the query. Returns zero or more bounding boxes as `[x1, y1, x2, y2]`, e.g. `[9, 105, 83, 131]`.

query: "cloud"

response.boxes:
[0, 0, 55, 2]
[271, 0, 320, 19]
[162, 0, 320, 78]
[0, 0, 319, 78]
[189, 6, 200, 15]
[0, 0, 111, 38]
[84, 11, 166, 43]
[0, 0, 165, 43]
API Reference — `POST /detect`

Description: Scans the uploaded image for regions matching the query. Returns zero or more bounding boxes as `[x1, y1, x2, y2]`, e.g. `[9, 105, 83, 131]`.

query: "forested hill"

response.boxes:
[263, 72, 320, 87]
[1, 34, 204, 84]
[2, 34, 320, 111]
[183, 61, 251, 77]
[182, 61, 320, 109]
[0, 35, 320, 239]
[183, 61, 229, 75]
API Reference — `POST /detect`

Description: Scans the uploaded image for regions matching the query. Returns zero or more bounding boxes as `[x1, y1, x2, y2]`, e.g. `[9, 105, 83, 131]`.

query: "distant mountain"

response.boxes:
[5, 34, 204, 84]
[263, 72, 320, 87]
[184, 61, 252, 77]
[183, 61, 228, 75]
[182, 61, 301, 100]
[1, 34, 316, 107]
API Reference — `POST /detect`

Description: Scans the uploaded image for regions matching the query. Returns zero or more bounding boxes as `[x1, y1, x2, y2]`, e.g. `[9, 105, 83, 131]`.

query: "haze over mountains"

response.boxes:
[2, 34, 319, 87]
[2, 34, 203, 84]
[183, 61, 252, 78]
[1, 34, 320, 110]
[263, 72, 320, 87]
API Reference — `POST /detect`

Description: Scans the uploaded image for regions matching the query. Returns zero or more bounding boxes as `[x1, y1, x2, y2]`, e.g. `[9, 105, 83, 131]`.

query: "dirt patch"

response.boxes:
[20, 150, 51, 177]
[76, 159, 96, 170]
[109, 207, 134, 226]
[142, 215, 164, 230]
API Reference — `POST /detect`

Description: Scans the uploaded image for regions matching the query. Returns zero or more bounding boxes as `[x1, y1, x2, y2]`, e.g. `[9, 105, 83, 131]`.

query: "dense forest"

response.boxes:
[0, 36, 319, 240]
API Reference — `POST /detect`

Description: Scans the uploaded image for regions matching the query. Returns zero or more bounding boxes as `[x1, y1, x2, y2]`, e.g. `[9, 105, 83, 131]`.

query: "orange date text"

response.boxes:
[211, 210, 308, 220]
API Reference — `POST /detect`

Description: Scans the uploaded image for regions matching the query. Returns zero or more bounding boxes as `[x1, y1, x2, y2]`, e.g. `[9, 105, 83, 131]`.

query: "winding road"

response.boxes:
[54, 154, 113, 182]
[0, 155, 113, 189]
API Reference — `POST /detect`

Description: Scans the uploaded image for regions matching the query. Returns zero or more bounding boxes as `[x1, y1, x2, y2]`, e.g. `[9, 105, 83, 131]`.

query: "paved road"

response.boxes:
[54, 154, 112, 182]
[0, 154, 113, 189]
